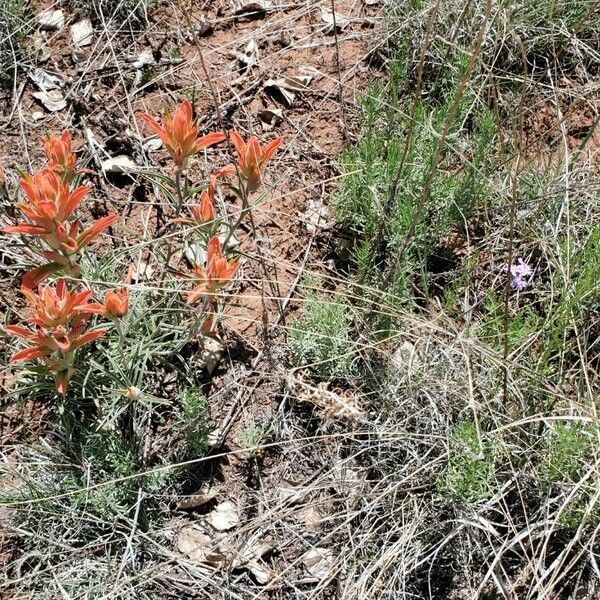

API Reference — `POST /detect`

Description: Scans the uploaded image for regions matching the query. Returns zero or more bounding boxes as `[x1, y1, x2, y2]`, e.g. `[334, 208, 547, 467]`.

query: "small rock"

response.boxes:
[302, 197, 330, 233]
[133, 49, 155, 69]
[37, 10, 64, 31]
[207, 501, 239, 531]
[101, 155, 137, 174]
[71, 49, 89, 65]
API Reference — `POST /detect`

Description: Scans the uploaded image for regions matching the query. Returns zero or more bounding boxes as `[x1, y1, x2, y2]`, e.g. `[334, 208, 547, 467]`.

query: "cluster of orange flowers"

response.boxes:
[4, 132, 117, 289]
[4, 99, 282, 395]
[138, 100, 282, 328]
[3, 133, 126, 393]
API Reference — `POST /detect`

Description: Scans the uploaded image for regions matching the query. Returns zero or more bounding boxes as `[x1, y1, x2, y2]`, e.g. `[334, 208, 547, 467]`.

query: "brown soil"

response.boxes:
[522, 76, 600, 167]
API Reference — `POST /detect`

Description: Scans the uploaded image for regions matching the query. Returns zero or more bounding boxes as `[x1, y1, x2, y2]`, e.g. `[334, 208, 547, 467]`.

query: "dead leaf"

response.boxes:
[131, 260, 154, 282]
[247, 560, 273, 584]
[177, 526, 225, 566]
[302, 505, 325, 531]
[29, 68, 62, 91]
[101, 155, 137, 174]
[37, 10, 64, 31]
[206, 427, 224, 448]
[32, 90, 67, 113]
[277, 480, 309, 505]
[238, 39, 259, 68]
[258, 108, 283, 130]
[233, 0, 271, 13]
[143, 137, 163, 152]
[264, 75, 312, 106]
[287, 372, 364, 421]
[177, 484, 219, 510]
[302, 547, 335, 579]
[184, 242, 206, 268]
[230, 538, 273, 569]
[207, 501, 240, 531]
[71, 20, 94, 47]
[202, 338, 224, 376]
[32, 34, 51, 63]
[321, 7, 351, 31]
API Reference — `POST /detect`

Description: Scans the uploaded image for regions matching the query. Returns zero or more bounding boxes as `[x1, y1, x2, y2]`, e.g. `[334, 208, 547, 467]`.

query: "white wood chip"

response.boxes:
[71, 20, 94, 47]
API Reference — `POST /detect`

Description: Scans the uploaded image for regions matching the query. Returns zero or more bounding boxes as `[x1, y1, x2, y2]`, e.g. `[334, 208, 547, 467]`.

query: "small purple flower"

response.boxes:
[511, 275, 526, 291]
[510, 258, 532, 278]
[506, 257, 533, 291]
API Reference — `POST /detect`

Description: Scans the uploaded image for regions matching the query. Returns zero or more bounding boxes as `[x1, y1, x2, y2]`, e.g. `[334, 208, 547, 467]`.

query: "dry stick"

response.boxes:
[179, 3, 286, 326]
[385, 0, 491, 287]
[502, 37, 528, 409]
[330, 0, 349, 140]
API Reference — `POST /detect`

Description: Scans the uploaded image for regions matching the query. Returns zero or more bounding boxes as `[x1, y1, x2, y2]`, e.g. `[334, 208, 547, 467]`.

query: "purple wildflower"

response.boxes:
[511, 275, 526, 291]
[511, 258, 532, 278]
[507, 257, 533, 291]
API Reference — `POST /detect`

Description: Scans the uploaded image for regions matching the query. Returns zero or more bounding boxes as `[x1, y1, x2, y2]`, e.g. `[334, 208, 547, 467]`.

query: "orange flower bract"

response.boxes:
[43, 131, 77, 180]
[229, 131, 282, 192]
[187, 236, 240, 303]
[138, 100, 225, 168]
[4, 281, 107, 395]
[80, 288, 129, 318]
[3, 167, 117, 287]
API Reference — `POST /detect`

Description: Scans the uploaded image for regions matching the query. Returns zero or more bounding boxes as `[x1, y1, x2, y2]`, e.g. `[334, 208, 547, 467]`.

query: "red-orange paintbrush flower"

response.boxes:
[43, 131, 77, 180]
[21, 280, 93, 329]
[79, 287, 129, 318]
[173, 181, 217, 227]
[229, 131, 282, 192]
[191, 185, 216, 225]
[77, 267, 132, 318]
[3, 168, 117, 286]
[138, 100, 225, 168]
[4, 281, 107, 394]
[187, 236, 240, 303]
[13, 168, 89, 226]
